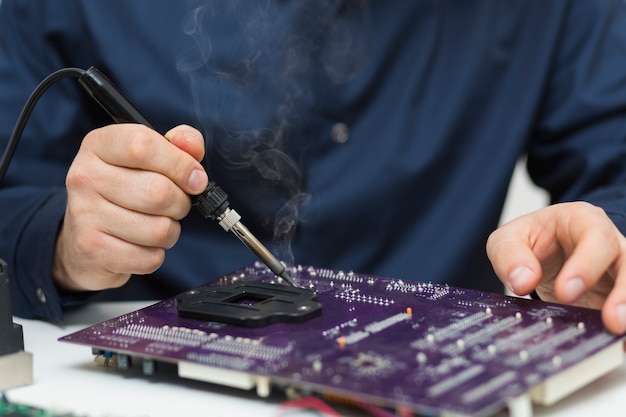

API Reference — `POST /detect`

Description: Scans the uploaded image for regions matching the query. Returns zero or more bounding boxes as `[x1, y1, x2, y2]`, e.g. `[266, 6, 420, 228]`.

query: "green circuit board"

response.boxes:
[0, 395, 79, 417]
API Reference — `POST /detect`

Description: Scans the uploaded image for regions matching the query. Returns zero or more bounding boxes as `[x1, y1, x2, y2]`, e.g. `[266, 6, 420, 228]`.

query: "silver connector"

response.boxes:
[216, 207, 242, 232]
[219, 209, 297, 287]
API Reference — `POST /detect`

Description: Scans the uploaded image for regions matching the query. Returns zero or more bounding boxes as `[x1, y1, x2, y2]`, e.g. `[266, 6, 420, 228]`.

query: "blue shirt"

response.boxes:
[2, 0, 626, 321]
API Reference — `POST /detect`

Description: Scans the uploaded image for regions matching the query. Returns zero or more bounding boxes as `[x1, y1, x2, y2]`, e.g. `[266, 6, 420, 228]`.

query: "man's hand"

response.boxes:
[487, 201, 626, 335]
[52, 124, 208, 293]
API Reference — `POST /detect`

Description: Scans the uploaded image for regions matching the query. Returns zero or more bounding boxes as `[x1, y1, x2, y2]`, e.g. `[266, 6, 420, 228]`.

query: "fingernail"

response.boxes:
[617, 304, 626, 334]
[562, 277, 584, 302]
[188, 169, 207, 192]
[508, 266, 533, 294]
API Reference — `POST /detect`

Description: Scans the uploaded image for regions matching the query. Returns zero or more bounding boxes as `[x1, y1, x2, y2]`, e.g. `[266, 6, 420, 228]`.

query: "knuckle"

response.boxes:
[65, 168, 80, 188]
[143, 176, 177, 210]
[588, 203, 607, 217]
[486, 227, 509, 252]
[603, 230, 620, 248]
[107, 274, 132, 289]
[66, 196, 95, 222]
[125, 129, 156, 163]
[81, 128, 101, 146]
[485, 231, 497, 251]
[121, 247, 165, 276]
[73, 232, 104, 259]
[151, 218, 181, 248]
[66, 163, 95, 190]
[140, 249, 166, 274]
[486, 227, 501, 242]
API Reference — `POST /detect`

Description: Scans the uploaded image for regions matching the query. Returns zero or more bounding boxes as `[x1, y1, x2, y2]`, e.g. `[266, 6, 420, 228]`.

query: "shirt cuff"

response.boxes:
[13, 189, 67, 321]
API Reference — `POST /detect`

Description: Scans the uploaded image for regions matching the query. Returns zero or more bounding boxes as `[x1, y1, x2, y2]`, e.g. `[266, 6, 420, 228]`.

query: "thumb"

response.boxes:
[486, 226, 543, 296]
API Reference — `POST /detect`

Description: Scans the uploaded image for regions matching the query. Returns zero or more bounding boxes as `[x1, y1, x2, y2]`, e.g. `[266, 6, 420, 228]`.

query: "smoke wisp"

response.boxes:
[177, 0, 369, 262]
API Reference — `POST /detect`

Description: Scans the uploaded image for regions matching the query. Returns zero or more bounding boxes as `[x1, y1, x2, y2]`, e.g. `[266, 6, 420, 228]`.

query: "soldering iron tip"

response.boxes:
[280, 270, 298, 288]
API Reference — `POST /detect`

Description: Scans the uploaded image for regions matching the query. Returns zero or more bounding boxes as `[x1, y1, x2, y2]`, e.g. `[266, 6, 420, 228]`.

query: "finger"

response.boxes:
[553, 224, 621, 304]
[54, 215, 168, 293]
[85, 234, 167, 277]
[72, 232, 167, 290]
[486, 225, 543, 295]
[84, 124, 208, 195]
[601, 253, 626, 335]
[164, 124, 206, 162]
[67, 163, 184, 241]
[94, 199, 182, 249]
[67, 148, 193, 220]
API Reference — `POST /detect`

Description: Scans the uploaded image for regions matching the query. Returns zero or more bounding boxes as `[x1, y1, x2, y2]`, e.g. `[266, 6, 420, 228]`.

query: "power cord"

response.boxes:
[0, 69, 83, 392]
[0, 67, 86, 184]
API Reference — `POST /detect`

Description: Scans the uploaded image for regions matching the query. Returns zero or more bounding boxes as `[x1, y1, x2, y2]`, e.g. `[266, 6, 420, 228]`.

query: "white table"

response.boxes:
[5, 301, 626, 417]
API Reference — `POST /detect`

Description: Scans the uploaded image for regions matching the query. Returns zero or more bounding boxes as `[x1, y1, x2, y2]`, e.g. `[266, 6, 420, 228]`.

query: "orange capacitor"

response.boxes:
[337, 337, 346, 349]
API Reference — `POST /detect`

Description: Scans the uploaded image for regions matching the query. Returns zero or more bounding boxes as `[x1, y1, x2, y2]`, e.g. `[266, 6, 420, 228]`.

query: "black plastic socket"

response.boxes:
[0, 258, 25, 355]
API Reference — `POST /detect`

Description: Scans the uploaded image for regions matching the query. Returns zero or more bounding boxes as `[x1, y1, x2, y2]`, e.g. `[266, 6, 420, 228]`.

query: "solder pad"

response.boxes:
[59, 263, 625, 417]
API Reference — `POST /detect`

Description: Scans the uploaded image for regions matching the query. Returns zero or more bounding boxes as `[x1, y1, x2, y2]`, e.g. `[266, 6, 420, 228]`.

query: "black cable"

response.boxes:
[0, 67, 86, 184]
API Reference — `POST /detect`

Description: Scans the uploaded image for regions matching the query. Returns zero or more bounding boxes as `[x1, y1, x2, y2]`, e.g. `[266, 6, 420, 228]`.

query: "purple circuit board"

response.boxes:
[59, 263, 624, 416]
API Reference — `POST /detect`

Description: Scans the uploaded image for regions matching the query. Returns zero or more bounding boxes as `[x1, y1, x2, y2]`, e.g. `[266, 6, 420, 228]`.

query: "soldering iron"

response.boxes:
[0, 66, 296, 287]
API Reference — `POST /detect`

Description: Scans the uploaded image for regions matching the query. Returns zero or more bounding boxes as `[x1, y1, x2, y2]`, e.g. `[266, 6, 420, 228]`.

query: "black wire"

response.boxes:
[0, 67, 86, 184]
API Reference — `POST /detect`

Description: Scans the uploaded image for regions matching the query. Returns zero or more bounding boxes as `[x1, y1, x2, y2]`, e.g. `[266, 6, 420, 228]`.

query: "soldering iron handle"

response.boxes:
[77, 66, 230, 220]
[78, 66, 154, 128]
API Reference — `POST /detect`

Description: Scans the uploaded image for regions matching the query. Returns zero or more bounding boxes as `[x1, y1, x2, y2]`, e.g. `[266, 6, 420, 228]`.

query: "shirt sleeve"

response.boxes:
[527, 1, 626, 233]
[0, 0, 96, 321]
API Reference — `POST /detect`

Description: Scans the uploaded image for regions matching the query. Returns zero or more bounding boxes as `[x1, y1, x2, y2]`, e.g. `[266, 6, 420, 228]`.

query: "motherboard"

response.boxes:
[59, 263, 624, 417]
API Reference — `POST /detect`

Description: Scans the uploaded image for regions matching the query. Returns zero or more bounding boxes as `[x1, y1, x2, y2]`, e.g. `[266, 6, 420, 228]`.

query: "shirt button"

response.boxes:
[36, 288, 47, 303]
[330, 122, 350, 143]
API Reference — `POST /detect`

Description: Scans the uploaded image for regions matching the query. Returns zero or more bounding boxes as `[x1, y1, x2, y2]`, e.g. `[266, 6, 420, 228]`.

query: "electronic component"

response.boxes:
[0, 259, 33, 392]
[59, 263, 625, 417]
[0, 393, 113, 417]
[176, 281, 322, 327]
